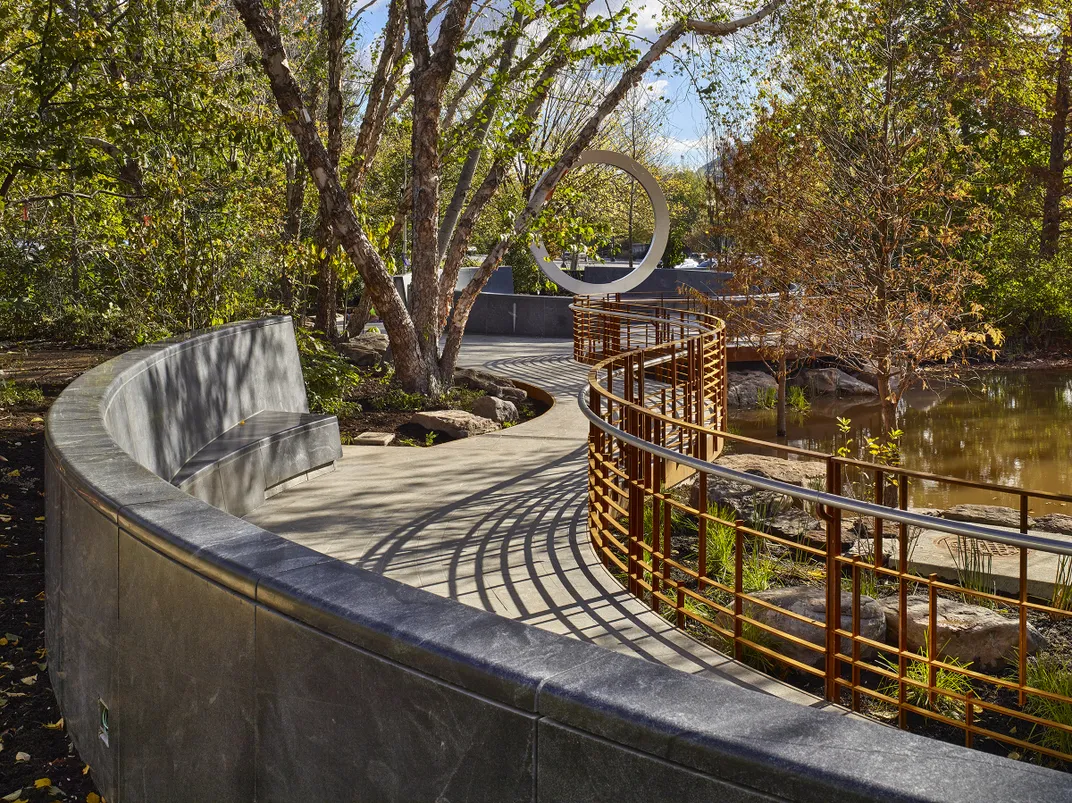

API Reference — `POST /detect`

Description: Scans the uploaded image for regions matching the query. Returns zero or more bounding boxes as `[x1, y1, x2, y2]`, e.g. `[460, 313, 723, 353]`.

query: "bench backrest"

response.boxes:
[100, 316, 308, 480]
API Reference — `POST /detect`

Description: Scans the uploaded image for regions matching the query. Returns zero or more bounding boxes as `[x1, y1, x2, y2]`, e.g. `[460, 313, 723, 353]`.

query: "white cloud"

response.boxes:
[653, 134, 706, 167]
[631, 0, 666, 38]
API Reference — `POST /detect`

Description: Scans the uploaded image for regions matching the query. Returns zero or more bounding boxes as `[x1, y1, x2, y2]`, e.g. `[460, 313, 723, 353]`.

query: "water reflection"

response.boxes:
[732, 370, 1072, 515]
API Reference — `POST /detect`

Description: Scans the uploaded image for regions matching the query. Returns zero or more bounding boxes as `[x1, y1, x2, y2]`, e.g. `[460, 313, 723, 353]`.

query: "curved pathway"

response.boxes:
[247, 335, 833, 708]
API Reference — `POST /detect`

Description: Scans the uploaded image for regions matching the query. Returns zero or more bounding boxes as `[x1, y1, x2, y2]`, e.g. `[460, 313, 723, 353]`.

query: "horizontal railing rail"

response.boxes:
[574, 292, 1072, 768]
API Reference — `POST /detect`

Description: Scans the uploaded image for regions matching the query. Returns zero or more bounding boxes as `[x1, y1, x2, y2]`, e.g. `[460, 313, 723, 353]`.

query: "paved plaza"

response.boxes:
[249, 335, 833, 707]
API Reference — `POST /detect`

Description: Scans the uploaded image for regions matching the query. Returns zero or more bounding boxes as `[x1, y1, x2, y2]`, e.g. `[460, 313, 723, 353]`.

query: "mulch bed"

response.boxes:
[1, 346, 117, 802]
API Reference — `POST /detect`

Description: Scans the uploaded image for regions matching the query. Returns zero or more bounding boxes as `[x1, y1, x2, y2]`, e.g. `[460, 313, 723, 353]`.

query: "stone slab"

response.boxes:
[353, 431, 395, 446]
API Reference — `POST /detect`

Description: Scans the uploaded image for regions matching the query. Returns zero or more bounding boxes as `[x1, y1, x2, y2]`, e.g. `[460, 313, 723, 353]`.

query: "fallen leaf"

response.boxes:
[32, 780, 49, 789]
[30, 417, 43, 424]
[34, 517, 44, 522]
[86, 794, 100, 803]
[15, 751, 29, 761]
[5, 634, 18, 645]
[0, 790, 23, 802]
[20, 675, 36, 686]
[0, 517, 9, 524]
[81, 765, 89, 777]
[43, 719, 63, 730]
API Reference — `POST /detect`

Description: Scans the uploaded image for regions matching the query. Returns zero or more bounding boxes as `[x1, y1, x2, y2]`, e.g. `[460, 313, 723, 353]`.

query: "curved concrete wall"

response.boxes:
[46, 317, 1067, 802]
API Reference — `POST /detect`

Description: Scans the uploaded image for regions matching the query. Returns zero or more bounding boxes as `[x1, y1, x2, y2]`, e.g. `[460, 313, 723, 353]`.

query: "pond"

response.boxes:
[731, 369, 1072, 516]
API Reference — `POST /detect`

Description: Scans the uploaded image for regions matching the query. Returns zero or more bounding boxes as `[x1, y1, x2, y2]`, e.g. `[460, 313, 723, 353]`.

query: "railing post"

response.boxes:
[825, 457, 842, 702]
[928, 574, 939, 711]
[734, 520, 744, 662]
[1019, 494, 1029, 707]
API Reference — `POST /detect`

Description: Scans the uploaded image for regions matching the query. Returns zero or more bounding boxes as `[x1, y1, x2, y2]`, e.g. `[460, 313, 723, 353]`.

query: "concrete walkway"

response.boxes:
[247, 335, 829, 706]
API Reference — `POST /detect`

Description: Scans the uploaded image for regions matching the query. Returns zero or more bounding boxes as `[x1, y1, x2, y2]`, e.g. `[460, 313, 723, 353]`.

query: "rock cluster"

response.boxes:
[453, 368, 528, 404]
[337, 331, 390, 368]
[407, 369, 528, 437]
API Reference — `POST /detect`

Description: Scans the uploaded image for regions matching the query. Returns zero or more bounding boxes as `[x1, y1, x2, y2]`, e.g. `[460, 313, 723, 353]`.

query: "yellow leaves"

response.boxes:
[32, 779, 50, 789]
[34, 516, 44, 522]
[87, 794, 102, 803]
[19, 675, 36, 686]
[29, 417, 43, 424]
[82, 765, 90, 776]
[43, 719, 63, 730]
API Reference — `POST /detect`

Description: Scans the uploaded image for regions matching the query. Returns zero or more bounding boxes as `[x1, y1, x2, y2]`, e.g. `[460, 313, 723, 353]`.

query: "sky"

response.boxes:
[349, 0, 768, 168]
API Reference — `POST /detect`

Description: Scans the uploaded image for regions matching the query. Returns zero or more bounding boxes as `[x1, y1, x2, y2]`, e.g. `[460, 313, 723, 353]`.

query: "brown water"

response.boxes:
[732, 370, 1072, 516]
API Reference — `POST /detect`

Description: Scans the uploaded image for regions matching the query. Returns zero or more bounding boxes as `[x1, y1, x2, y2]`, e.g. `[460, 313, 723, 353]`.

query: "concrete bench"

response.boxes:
[171, 410, 341, 516]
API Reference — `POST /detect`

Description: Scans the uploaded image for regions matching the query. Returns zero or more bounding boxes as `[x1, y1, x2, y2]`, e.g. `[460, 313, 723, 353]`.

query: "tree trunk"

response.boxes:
[345, 293, 373, 338]
[233, 0, 426, 389]
[877, 373, 895, 433]
[1041, 18, 1070, 261]
[776, 353, 787, 438]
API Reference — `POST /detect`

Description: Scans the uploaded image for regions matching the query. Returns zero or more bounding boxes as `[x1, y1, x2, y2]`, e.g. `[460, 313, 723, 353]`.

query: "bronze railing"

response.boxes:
[573, 293, 1072, 766]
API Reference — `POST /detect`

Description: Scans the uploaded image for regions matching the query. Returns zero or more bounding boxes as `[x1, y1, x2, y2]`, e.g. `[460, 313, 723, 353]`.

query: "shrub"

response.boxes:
[1025, 653, 1072, 757]
[0, 379, 45, 409]
[295, 328, 362, 416]
[879, 637, 974, 721]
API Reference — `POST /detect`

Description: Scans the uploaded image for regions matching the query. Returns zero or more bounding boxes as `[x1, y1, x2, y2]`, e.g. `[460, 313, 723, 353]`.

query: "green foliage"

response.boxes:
[0, 379, 44, 409]
[295, 329, 362, 416]
[756, 387, 777, 409]
[1025, 653, 1072, 757]
[786, 385, 810, 414]
[835, 416, 854, 458]
[371, 387, 428, 413]
[879, 639, 975, 722]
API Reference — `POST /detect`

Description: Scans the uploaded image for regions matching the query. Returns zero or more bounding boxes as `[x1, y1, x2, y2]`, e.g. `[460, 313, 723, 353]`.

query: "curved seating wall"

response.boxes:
[45, 317, 1067, 802]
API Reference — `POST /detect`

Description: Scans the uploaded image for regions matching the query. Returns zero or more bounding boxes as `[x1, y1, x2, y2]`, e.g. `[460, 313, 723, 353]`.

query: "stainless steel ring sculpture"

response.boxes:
[529, 149, 671, 295]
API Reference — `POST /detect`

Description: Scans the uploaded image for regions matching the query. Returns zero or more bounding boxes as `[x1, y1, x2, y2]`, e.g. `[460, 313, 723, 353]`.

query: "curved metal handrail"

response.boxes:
[574, 292, 1072, 765]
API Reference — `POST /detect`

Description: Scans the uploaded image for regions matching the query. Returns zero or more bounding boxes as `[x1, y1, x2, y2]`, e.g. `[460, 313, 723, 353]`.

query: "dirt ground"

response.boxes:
[1, 345, 117, 802]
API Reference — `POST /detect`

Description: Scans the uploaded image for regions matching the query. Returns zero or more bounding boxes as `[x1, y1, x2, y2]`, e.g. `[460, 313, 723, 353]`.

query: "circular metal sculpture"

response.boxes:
[529, 149, 670, 295]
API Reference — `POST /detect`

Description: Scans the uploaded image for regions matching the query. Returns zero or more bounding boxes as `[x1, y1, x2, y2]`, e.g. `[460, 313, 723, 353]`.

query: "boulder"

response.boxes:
[793, 367, 878, 398]
[687, 454, 827, 524]
[727, 370, 777, 409]
[410, 410, 500, 439]
[472, 395, 518, 424]
[880, 595, 1046, 669]
[1035, 513, 1072, 536]
[765, 508, 824, 540]
[853, 371, 901, 395]
[851, 508, 941, 539]
[499, 386, 528, 404]
[338, 332, 390, 368]
[687, 475, 786, 525]
[743, 587, 886, 668]
[453, 368, 502, 396]
[717, 453, 827, 488]
[940, 504, 1032, 530]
